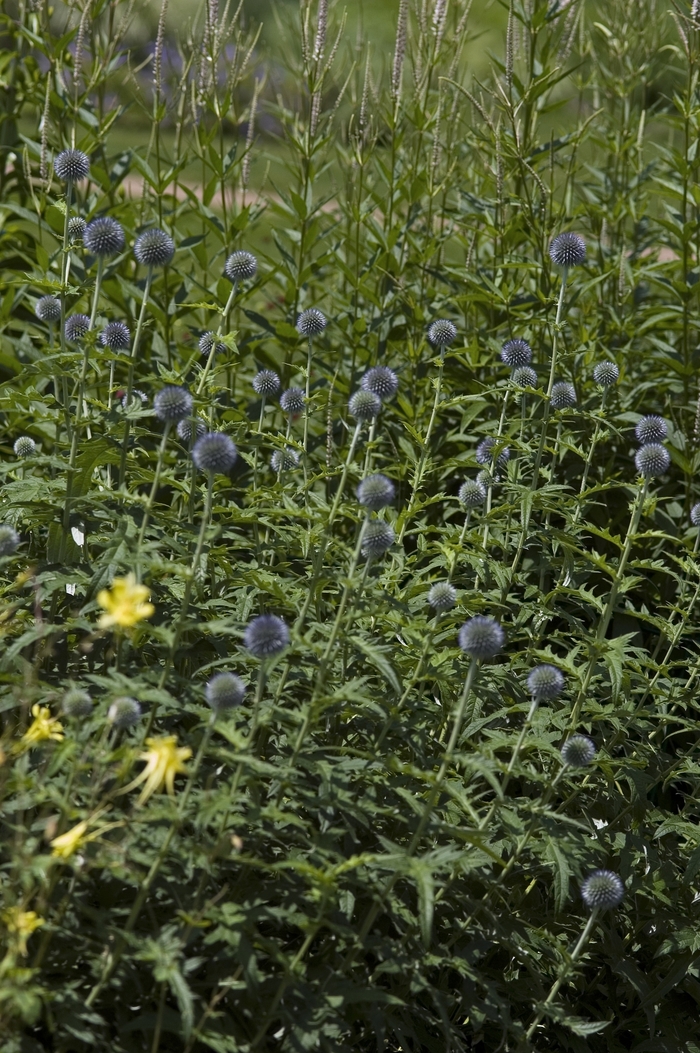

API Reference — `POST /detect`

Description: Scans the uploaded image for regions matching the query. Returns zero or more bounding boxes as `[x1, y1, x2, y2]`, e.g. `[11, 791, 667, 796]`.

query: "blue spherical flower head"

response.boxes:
[512, 366, 538, 389]
[62, 688, 93, 718]
[501, 338, 532, 367]
[635, 443, 670, 478]
[252, 369, 281, 396]
[271, 448, 300, 472]
[192, 432, 237, 474]
[459, 479, 487, 508]
[134, 228, 175, 268]
[206, 672, 246, 711]
[35, 295, 61, 323]
[561, 735, 596, 768]
[550, 381, 577, 410]
[428, 319, 457, 348]
[54, 149, 90, 183]
[581, 870, 624, 911]
[280, 387, 306, 415]
[107, 696, 141, 728]
[68, 216, 86, 241]
[356, 473, 395, 511]
[13, 437, 35, 459]
[428, 582, 457, 612]
[199, 331, 227, 357]
[361, 521, 395, 559]
[224, 250, 257, 282]
[361, 366, 399, 401]
[349, 390, 381, 421]
[549, 232, 586, 268]
[527, 664, 565, 700]
[100, 321, 131, 350]
[458, 616, 505, 660]
[635, 414, 667, 445]
[154, 385, 193, 422]
[476, 437, 510, 471]
[297, 308, 327, 337]
[64, 313, 91, 343]
[177, 418, 207, 444]
[0, 524, 20, 557]
[244, 614, 290, 658]
[83, 216, 125, 258]
[593, 361, 619, 387]
[691, 502, 700, 527]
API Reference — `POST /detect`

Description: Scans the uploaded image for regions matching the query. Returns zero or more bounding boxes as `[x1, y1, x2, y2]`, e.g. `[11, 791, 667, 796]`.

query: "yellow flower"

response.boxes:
[50, 820, 89, 859]
[2, 907, 44, 956]
[123, 736, 192, 807]
[97, 574, 154, 630]
[15, 704, 64, 752]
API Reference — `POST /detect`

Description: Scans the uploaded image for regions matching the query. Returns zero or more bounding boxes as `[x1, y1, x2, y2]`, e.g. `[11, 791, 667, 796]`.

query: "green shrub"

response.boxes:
[1, 0, 700, 1050]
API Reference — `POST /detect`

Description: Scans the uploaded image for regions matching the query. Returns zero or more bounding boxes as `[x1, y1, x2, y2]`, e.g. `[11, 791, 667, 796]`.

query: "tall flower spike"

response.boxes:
[549, 232, 586, 268]
[134, 228, 175, 268]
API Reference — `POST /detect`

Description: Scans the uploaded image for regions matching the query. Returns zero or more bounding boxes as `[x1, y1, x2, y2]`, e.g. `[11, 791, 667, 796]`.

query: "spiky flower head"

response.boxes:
[83, 216, 125, 258]
[271, 448, 300, 472]
[100, 321, 131, 350]
[593, 361, 619, 387]
[550, 381, 577, 410]
[199, 331, 227, 357]
[361, 366, 399, 401]
[361, 520, 395, 558]
[561, 734, 596, 768]
[121, 390, 147, 409]
[134, 228, 175, 268]
[691, 502, 700, 527]
[35, 295, 61, 323]
[68, 216, 86, 241]
[349, 390, 381, 421]
[296, 308, 327, 337]
[280, 387, 306, 415]
[635, 414, 667, 445]
[549, 231, 586, 268]
[53, 149, 90, 183]
[459, 479, 487, 507]
[252, 369, 281, 397]
[176, 418, 207, 443]
[527, 663, 565, 700]
[428, 319, 457, 348]
[458, 615, 505, 660]
[192, 432, 237, 474]
[224, 250, 257, 282]
[512, 366, 538, 389]
[13, 437, 35, 459]
[244, 614, 290, 658]
[428, 582, 457, 612]
[635, 443, 670, 478]
[154, 385, 193, 422]
[476, 437, 510, 470]
[356, 473, 395, 511]
[0, 525, 20, 557]
[501, 338, 532, 367]
[107, 696, 141, 729]
[62, 688, 93, 718]
[64, 314, 91, 343]
[205, 672, 246, 711]
[581, 870, 624, 911]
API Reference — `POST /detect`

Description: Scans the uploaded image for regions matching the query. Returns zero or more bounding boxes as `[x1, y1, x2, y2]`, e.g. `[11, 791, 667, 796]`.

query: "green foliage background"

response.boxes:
[1, 0, 700, 1050]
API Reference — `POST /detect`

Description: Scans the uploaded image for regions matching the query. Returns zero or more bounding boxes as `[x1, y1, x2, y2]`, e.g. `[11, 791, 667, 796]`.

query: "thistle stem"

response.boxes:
[119, 268, 154, 487]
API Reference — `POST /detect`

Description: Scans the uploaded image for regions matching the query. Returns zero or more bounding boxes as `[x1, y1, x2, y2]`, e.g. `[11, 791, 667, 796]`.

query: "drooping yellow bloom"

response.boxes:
[97, 574, 154, 630]
[124, 736, 192, 806]
[15, 704, 64, 752]
[50, 820, 89, 859]
[2, 907, 44, 956]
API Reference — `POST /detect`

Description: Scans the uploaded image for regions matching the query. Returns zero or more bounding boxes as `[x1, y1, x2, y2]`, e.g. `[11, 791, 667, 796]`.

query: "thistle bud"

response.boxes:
[35, 295, 61, 323]
[361, 521, 395, 558]
[224, 250, 257, 282]
[134, 228, 175, 268]
[593, 361, 619, 387]
[64, 314, 91, 343]
[635, 415, 667, 445]
[13, 437, 35, 458]
[83, 216, 125, 258]
[427, 319, 457, 348]
[428, 582, 457, 612]
[107, 696, 141, 728]
[635, 443, 670, 478]
[458, 615, 505, 660]
[349, 390, 381, 421]
[244, 614, 290, 658]
[501, 338, 532, 367]
[361, 366, 399, 401]
[100, 321, 131, 350]
[549, 232, 586, 268]
[154, 385, 193, 422]
[581, 870, 624, 911]
[205, 672, 246, 711]
[192, 432, 237, 474]
[252, 369, 281, 396]
[550, 381, 577, 410]
[527, 664, 565, 700]
[296, 308, 327, 337]
[356, 473, 395, 510]
[53, 149, 90, 183]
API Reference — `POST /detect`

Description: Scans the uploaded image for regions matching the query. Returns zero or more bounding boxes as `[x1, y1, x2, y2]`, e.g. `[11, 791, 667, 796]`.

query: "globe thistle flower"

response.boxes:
[349, 390, 381, 421]
[252, 369, 281, 397]
[581, 870, 624, 911]
[361, 366, 399, 401]
[271, 448, 300, 472]
[501, 338, 532, 367]
[0, 525, 20, 557]
[428, 582, 457, 612]
[593, 361, 619, 387]
[13, 437, 35, 458]
[356, 473, 395, 510]
[121, 389, 148, 410]
[635, 414, 667, 445]
[83, 216, 125, 258]
[35, 295, 61, 323]
[512, 366, 538, 389]
[476, 437, 510, 470]
[459, 479, 487, 507]
[549, 231, 586, 268]
[476, 469, 494, 490]
[68, 216, 86, 241]
[154, 385, 193, 423]
[458, 615, 505, 660]
[205, 671, 246, 711]
[176, 417, 207, 443]
[100, 321, 131, 350]
[199, 331, 227, 357]
[64, 314, 91, 343]
[53, 149, 90, 183]
[297, 308, 327, 337]
[224, 250, 258, 282]
[550, 381, 577, 410]
[107, 696, 141, 728]
[62, 688, 93, 718]
[192, 432, 238, 474]
[561, 734, 596, 768]
[427, 319, 457, 347]
[635, 443, 670, 478]
[527, 663, 565, 701]
[244, 614, 290, 658]
[280, 387, 306, 415]
[691, 502, 700, 527]
[134, 228, 175, 268]
[361, 520, 395, 558]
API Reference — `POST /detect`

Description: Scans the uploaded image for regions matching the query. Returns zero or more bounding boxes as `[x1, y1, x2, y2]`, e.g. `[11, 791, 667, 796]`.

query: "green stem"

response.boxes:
[119, 268, 154, 487]
[398, 346, 445, 544]
[135, 423, 172, 571]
